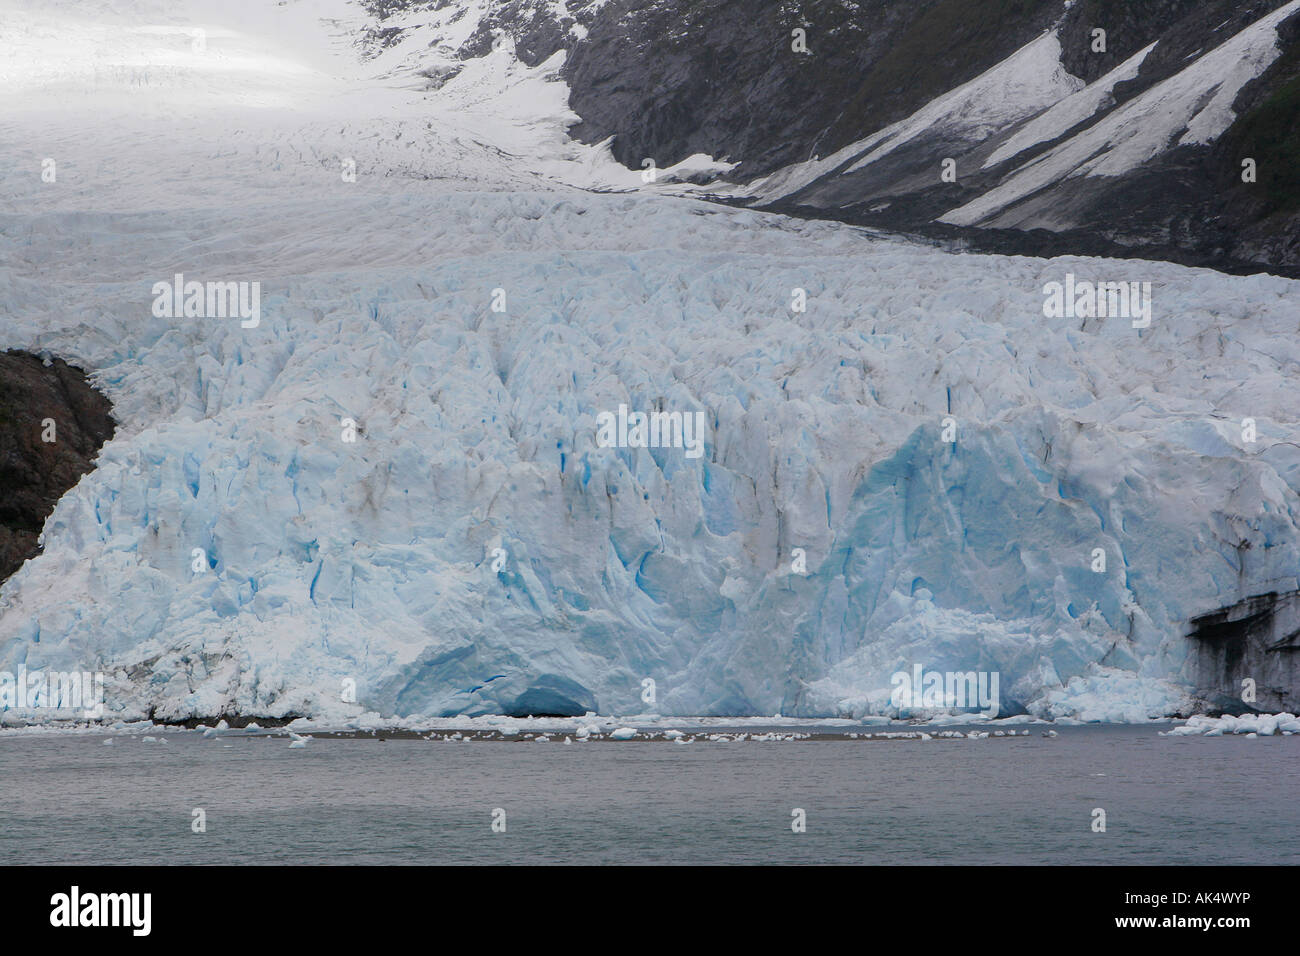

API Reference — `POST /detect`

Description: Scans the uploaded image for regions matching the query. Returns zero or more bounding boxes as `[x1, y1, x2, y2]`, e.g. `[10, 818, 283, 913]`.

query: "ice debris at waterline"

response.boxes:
[1162, 713, 1300, 736]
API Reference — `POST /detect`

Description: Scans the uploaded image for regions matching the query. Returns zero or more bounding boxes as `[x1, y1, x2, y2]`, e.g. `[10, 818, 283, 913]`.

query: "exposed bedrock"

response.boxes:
[0, 351, 116, 584]
[1188, 590, 1300, 713]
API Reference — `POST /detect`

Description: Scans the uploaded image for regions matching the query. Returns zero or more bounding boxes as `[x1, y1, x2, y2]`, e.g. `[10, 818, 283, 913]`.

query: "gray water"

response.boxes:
[2, 724, 1295, 865]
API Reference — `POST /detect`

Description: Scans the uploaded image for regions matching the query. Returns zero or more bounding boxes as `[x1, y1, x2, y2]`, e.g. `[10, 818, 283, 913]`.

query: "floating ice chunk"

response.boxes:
[1166, 713, 1297, 736]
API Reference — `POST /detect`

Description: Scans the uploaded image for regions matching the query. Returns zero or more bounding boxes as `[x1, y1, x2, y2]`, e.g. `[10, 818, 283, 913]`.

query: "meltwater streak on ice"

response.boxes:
[1, 0, 1299, 723]
[0, 728, 1296, 865]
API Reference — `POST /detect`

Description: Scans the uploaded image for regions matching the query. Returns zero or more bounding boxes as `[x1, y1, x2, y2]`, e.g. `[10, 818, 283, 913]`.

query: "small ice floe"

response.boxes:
[535, 735, 550, 743]
[245, 722, 261, 732]
[663, 730, 684, 740]
[102, 738, 114, 746]
[575, 725, 591, 739]
[288, 732, 310, 749]
[673, 736, 692, 744]
[610, 727, 637, 740]
[142, 736, 157, 743]
[563, 736, 571, 745]
[1042, 730, 1059, 737]
[919, 732, 932, 741]
[1164, 713, 1299, 737]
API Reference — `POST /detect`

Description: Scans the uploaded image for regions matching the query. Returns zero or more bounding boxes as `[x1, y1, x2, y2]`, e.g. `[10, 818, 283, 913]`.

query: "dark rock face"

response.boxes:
[460, 0, 573, 65]
[566, 0, 1062, 178]
[0, 351, 115, 584]
[1055, 0, 1275, 83]
[1188, 591, 1300, 714]
[357, 0, 604, 66]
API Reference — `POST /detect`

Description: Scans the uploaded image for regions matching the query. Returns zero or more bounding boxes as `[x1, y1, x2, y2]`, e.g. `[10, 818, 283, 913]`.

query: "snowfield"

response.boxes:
[1, 0, 1298, 724]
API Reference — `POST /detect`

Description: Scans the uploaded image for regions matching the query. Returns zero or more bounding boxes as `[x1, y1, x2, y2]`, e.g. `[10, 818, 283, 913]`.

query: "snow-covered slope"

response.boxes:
[980, 42, 1156, 171]
[943, 0, 1300, 228]
[2, 0, 1298, 724]
[746, 29, 1085, 205]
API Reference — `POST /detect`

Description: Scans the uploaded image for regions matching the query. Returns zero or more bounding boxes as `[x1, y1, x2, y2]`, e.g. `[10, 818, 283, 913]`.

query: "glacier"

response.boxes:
[1, 0, 1298, 724]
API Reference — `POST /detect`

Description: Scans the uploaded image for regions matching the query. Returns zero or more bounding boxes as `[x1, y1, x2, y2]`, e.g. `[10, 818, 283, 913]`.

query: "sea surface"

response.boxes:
[1, 724, 1295, 865]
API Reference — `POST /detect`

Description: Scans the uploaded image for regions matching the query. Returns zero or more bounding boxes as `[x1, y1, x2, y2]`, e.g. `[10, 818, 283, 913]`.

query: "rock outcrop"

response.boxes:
[0, 351, 115, 584]
[1188, 590, 1300, 713]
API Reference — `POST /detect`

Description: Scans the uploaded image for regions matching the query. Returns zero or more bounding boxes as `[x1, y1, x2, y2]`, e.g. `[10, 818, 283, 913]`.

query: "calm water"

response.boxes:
[1, 724, 1295, 864]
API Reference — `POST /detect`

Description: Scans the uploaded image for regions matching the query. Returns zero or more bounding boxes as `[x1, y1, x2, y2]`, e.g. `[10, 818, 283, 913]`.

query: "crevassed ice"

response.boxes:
[2, 185, 1297, 722]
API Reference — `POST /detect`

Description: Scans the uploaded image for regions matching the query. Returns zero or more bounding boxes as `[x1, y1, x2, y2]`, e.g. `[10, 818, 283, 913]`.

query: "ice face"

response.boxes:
[3, 187, 1295, 722]
[1, 0, 1297, 724]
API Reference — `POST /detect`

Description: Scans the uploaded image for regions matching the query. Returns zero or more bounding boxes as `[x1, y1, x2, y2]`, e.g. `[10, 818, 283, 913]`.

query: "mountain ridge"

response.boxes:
[362, 0, 1300, 273]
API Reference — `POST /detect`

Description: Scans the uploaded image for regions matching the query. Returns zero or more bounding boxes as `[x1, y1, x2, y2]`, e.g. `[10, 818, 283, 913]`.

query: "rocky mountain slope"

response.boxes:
[360, 0, 1300, 273]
